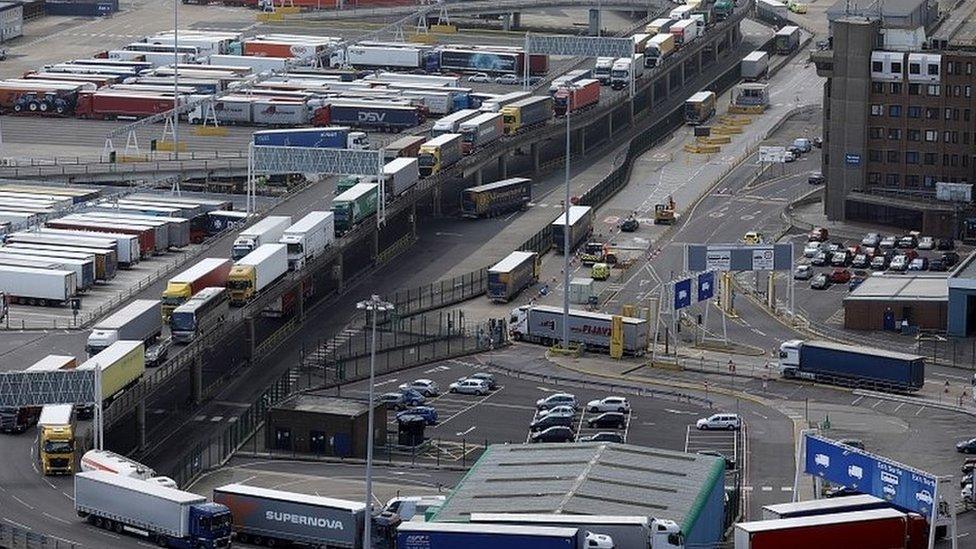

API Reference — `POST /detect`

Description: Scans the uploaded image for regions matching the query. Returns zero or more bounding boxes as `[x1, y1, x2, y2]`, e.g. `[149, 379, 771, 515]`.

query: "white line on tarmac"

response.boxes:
[436, 389, 505, 428]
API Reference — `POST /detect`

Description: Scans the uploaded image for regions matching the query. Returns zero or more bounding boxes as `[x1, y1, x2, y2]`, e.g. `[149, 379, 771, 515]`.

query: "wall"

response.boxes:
[264, 403, 386, 457]
[844, 298, 947, 330]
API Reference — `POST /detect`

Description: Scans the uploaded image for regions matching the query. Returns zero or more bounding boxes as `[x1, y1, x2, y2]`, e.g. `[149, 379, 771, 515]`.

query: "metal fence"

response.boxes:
[389, 269, 489, 317]
[0, 525, 79, 549]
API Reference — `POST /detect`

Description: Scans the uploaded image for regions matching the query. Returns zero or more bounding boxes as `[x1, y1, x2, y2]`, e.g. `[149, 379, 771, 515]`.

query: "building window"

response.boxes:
[868, 172, 882, 184]
[967, 86, 973, 98]
[871, 104, 883, 116]
[889, 105, 902, 117]
[924, 152, 937, 165]
[964, 155, 970, 167]
[872, 61, 883, 72]
[887, 150, 900, 163]
[907, 129, 921, 141]
[872, 81, 884, 93]
[892, 61, 902, 73]
[955, 85, 962, 97]
[953, 131, 960, 143]
[924, 175, 936, 187]
[888, 128, 901, 140]
[968, 62, 973, 75]
[926, 107, 938, 119]
[907, 106, 921, 118]
[928, 64, 940, 76]
[954, 109, 960, 121]
[943, 154, 950, 166]
[928, 84, 941, 96]
[890, 82, 903, 94]
[945, 108, 953, 120]
[925, 130, 938, 141]
[944, 131, 951, 142]
[952, 154, 960, 166]
[869, 149, 883, 162]
[909, 83, 921, 95]
[909, 62, 921, 74]
[905, 151, 919, 164]
[885, 173, 900, 186]
[906, 175, 919, 187]
[870, 127, 884, 139]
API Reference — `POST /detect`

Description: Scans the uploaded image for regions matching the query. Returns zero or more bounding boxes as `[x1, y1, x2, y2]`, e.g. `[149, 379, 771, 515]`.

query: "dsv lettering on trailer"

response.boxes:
[265, 511, 345, 530]
[358, 112, 387, 123]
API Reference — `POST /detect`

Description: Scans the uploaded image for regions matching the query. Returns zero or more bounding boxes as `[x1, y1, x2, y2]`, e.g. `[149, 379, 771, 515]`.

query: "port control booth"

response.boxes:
[265, 394, 386, 458]
[948, 253, 976, 336]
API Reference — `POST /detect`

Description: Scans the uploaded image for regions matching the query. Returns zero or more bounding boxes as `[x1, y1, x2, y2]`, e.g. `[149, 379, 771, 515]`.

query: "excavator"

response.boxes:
[654, 196, 676, 225]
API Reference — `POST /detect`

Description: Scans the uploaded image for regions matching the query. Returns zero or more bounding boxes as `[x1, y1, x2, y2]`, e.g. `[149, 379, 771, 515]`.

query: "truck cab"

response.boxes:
[594, 57, 615, 84]
[509, 306, 530, 339]
[40, 406, 75, 475]
[778, 339, 802, 377]
[161, 281, 193, 318]
[0, 406, 40, 433]
[231, 237, 257, 260]
[651, 518, 685, 548]
[188, 502, 233, 548]
[418, 144, 443, 176]
[610, 58, 633, 90]
[226, 265, 255, 305]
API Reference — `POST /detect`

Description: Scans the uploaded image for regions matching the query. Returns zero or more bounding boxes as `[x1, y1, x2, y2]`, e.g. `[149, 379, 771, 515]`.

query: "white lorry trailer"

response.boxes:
[231, 215, 291, 260]
[509, 305, 647, 355]
[0, 265, 77, 306]
[279, 211, 335, 271]
[86, 299, 162, 355]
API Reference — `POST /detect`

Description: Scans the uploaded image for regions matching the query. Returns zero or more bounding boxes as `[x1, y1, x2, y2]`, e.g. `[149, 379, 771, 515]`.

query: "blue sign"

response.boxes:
[674, 279, 692, 310]
[805, 434, 937, 516]
[697, 272, 714, 302]
[845, 153, 861, 166]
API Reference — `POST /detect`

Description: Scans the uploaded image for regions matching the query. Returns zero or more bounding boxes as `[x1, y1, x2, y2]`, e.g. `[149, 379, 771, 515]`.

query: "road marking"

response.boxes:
[43, 512, 70, 525]
[456, 426, 476, 436]
[931, 371, 968, 381]
[916, 406, 926, 416]
[12, 495, 35, 510]
[851, 396, 864, 406]
[752, 410, 768, 420]
[751, 328, 767, 336]
[3, 518, 31, 530]
[665, 408, 699, 415]
[781, 486, 793, 492]
[761, 486, 773, 492]
[193, 415, 207, 421]
[436, 388, 505, 428]
[211, 416, 223, 422]
[374, 378, 399, 387]
[871, 399, 884, 409]
[742, 486, 754, 492]
[893, 402, 905, 413]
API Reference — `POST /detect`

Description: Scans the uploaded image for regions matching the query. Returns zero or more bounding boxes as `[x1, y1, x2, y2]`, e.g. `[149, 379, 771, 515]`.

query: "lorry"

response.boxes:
[332, 183, 379, 235]
[38, 404, 75, 475]
[742, 51, 770, 80]
[397, 521, 612, 549]
[775, 25, 801, 54]
[3, 241, 118, 279]
[778, 339, 925, 392]
[213, 483, 377, 548]
[367, 157, 420, 200]
[418, 133, 463, 176]
[231, 215, 292, 260]
[383, 134, 426, 161]
[488, 251, 539, 303]
[227, 243, 288, 305]
[459, 111, 504, 154]
[470, 513, 685, 549]
[74, 471, 233, 548]
[33, 227, 141, 266]
[645, 34, 676, 68]
[610, 55, 645, 90]
[632, 33, 653, 53]
[161, 258, 233, 320]
[432, 108, 481, 136]
[548, 69, 593, 95]
[0, 355, 76, 434]
[734, 509, 927, 549]
[252, 126, 369, 150]
[461, 177, 532, 218]
[342, 43, 437, 71]
[502, 96, 553, 135]
[670, 19, 700, 46]
[0, 252, 94, 292]
[86, 299, 162, 356]
[551, 205, 594, 253]
[479, 91, 531, 113]
[509, 305, 648, 355]
[552, 78, 600, 116]
[74, 90, 178, 120]
[670, 5, 694, 19]
[324, 101, 424, 132]
[594, 57, 616, 84]
[45, 218, 157, 257]
[684, 91, 716, 125]
[762, 495, 889, 520]
[645, 18, 677, 35]
[77, 340, 145, 409]
[0, 265, 77, 306]
[436, 48, 548, 76]
[280, 211, 335, 271]
[714, 0, 735, 20]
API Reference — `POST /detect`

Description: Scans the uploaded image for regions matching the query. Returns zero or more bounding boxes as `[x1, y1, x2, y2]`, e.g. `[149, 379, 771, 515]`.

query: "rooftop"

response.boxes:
[827, 0, 929, 20]
[844, 273, 947, 302]
[273, 394, 373, 417]
[432, 442, 724, 534]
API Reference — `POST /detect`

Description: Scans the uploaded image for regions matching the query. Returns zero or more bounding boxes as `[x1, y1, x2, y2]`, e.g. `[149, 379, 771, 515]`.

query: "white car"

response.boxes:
[803, 241, 822, 257]
[917, 236, 935, 250]
[696, 413, 741, 430]
[467, 72, 490, 83]
[586, 396, 630, 414]
[538, 404, 576, 418]
[536, 393, 578, 410]
[494, 74, 520, 85]
[449, 378, 490, 395]
[398, 379, 440, 397]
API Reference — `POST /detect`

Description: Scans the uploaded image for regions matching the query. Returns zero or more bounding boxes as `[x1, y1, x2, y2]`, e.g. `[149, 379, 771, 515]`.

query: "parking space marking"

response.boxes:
[893, 402, 904, 413]
[456, 426, 476, 437]
[916, 406, 926, 416]
[851, 395, 864, 406]
[435, 388, 505, 428]
[871, 399, 884, 409]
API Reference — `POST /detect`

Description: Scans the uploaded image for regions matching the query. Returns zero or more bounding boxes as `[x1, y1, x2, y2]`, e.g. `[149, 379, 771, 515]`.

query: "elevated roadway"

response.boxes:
[291, 0, 666, 21]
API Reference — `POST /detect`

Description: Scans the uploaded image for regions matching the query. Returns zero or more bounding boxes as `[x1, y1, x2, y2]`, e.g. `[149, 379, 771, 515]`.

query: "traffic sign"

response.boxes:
[759, 145, 786, 163]
[697, 272, 714, 301]
[674, 279, 692, 310]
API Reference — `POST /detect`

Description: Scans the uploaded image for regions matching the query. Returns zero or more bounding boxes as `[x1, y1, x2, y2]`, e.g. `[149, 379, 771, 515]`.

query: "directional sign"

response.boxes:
[804, 434, 938, 517]
[697, 272, 715, 301]
[759, 145, 786, 163]
[705, 249, 731, 271]
[752, 248, 775, 270]
[674, 279, 692, 310]
[687, 244, 793, 272]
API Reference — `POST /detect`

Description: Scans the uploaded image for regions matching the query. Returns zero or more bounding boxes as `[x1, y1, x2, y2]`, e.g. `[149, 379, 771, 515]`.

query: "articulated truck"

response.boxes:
[231, 215, 291, 260]
[74, 471, 233, 549]
[778, 339, 925, 392]
[509, 305, 647, 355]
[470, 513, 685, 549]
[39, 404, 75, 475]
[86, 299, 162, 356]
[418, 133, 462, 177]
[734, 509, 927, 549]
[0, 264, 77, 306]
[227, 243, 288, 305]
[461, 177, 532, 218]
[488, 251, 538, 303]
[280, 211, 335, 271]
[397, 522, 614, 549]
[161, 258, 233, 320]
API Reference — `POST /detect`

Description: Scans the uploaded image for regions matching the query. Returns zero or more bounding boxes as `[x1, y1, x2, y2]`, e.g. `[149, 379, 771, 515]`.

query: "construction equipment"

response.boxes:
[654, 197, 676, 225]
[579, 241, 618, 266]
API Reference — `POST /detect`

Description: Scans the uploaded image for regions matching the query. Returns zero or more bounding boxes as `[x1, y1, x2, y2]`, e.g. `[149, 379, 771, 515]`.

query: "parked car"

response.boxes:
[879, 236, 898, 249]
[938, 238, 956, 251]
[379, 392, 407, 409]
[586, 396, 631, 414]
[145, 337, 172, 368]
[619, 217, 639, 232]
[850, 254, 870, 269]
[530, 410, 575, 431]
[829, 268, 852, 283]
[811, 273, 831, 289]
[902, 249, 919, 262]
[494, 74, 520, 85]
[530, 426, 575, 443]
[809, 227, 829, 242]
[399, 388, 426, 406]
[784, 151, 796, 162]
[918, 236, 935, 250]
[399, 379, 440, 397]
[830, 251, 850, 267]
[929, 258, 947, 272]
[787, 145, 801, 157]
[462, 372, 497, 390]
[537, 404, 576, 418]
[826, 242, 844, 253]
[813, 136, 823, 148]
[579, 432, 624, 443]
[807, 171, 825, 185]
[870, 255, 887, 270]
[467, 72, 491, 83]
[908, 257, 929, 271]
[861, 233, 881, 247]
[848, 276, 865, 291]
[897, 235, 917, 248]
[396, 406, 438, 425]
[962, 457, 976, 474]
[536, 393, 578, 410]
[449, 378, 490, 395]
[793, 137, 812, 152]
[803, 241, 823, 257]
[793, 265, 813, 280]
[586, 412, 627, 429]
[811, 251, 829, 266]
[944, 251, 961, 267]
[957, 438, 976, 454]
[696, 413, 741, 430]
[889, 255, 909, 271]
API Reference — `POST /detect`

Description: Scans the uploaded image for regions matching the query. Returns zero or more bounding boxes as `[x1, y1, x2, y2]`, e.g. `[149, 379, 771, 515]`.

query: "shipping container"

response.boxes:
[74, 90, 177, 120]
[488, 251, 538, 302]
[775, 25, 801, 54]
[551, 205, 593, 253]
[742, 51, 770, 80]
[460, 177, 532, 218]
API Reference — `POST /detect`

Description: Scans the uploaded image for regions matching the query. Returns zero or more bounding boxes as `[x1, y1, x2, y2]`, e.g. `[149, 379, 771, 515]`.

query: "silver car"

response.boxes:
[398, 379, 440, 397]
[449, 378, 490, 395]
[536, 393, 578, 410]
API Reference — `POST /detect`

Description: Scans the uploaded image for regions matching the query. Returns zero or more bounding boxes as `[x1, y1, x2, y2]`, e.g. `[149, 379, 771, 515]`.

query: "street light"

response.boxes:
[356, 294, 393, 549]
[560, 85, 576, 351]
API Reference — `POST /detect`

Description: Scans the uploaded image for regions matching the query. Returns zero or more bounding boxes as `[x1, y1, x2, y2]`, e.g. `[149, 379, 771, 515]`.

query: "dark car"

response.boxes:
[929, 258, 947, 272]
[962, 457, 976, 474]
[580, 432, 624, 443]
[824, 486, 862, 498]
[619, 217, 639, 232]
[870, 255, 887, 270]
[897, 235, 917, 248]
[957, 438, 976, 454]
[530, 426, 575, 443]
[530, 411, 575, 432]
[837, 438, 865, 451]
[396, 406, 438, 425]
[851, 254, 870, 269]
[811, 251, 829, 266]
[586, 412, 627, 429]
[943, 251, 961, 267]
[808, 172, 825, 185]
[848, 277, 865, 292]
[937, 238, 956, 251]
[399, 388, 426, 407]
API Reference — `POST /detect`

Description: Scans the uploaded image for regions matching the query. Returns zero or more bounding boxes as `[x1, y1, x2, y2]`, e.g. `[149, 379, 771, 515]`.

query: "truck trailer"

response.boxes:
[684, 91, 716, 125]
[0, 252, 94, 291]
[553, 78, 600, 116]
[78, 340, 145, 405]
[741, 51, 770, 80]
[332, 183, 379, 235]
[762, 495, 890, 521]
[27, 228, 138, 267]
[45, 218, 157, 257]
[418, 133, 463, 177]
[325, 101, 423, 132]
[774, 25, 801, 54]
[778, 339, 925, 392]
[161, 258, 233, 320]
[461, 177, 532, 218]
[502, 96, 552, 135]
[459, 111, 504, 154]
[510, 305, 648, 355]
[470, 513, 685, 549]
[2, 242, 116, 280]
[0, 264, 77, 306]
[86, 299, 162, 356]
[280, 211, 334, 271]
[74, 471, 233, 549]
[231, 215, 291, 260]
[733, 509, 927, 549]
[397, 522, 610, 549]
[363, 157, 420, 200]
[551, 205, 594, 253]
[227, 243, 288, 305]
[383, 134, 426, 160]
[488, 251, 539, 302]
[252, 126, 368, 150]
[646, 34, 676, 67]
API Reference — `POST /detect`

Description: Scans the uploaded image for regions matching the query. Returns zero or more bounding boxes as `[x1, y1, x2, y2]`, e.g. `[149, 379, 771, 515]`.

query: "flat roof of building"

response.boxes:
[951, 252, 976, 281]
[827, 0, 927, 19]
[431, 442, 724, 535]
[844, 273, 947, 302]
[273, 394, 372, 417]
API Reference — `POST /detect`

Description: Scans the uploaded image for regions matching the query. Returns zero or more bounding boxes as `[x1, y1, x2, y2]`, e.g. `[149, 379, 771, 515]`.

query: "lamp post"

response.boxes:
[561, 85, 575, 350]
[356, 294, 393, 549]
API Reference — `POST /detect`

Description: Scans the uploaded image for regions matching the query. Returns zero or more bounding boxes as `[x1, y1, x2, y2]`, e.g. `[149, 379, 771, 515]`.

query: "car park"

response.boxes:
[880, 236, 898, 249]
[396, 406, 438, 425]
[807, 172, 824, 185]
[929, 258, 947, 272]
[829, 268, 851, 283]
[449, 378, 490, 395]
[850, 254, 870, 269]
[861, 233, 881, 247]
[808, 227, 829, 241]
[897, 235, 917, 248]
[908, 258, 929, 271]
[462, 372, 497, 390]
[536, 393, 578, 410]
[943, 251, 961, 267]
[467, 72, 490, 83]
[958, 438, 976, 454]
[145, 337, 172, 368]
[803, 241, 822, 257]
[889, 255, 909, 271]
[830, 251, 850, 266]
[811, 251, 829, 266]
[494, 74, 520, 85]
[870, 255, 888, 270]
[398, 379, 440, 397]
[696, 413, 741, 430]
[938, 238, 956, 251]
[579, 432, 624, 443]
[586, 396, 630, 413]
[586, 412, 627, 429]
[793, 265, 813, 280]
[530, 426, 575, 443]
[918, 236, 935, 250]
[811, 273, 830, 289]
[530, 410, 575, 431]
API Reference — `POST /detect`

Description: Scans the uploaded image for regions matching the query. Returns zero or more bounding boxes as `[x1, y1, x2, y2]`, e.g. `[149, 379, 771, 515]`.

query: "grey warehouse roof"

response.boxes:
[273, 394, 372, 417]
[432, 442, 724, 534]
[844, 274, 948, 302]
[827, 0, 929, 19]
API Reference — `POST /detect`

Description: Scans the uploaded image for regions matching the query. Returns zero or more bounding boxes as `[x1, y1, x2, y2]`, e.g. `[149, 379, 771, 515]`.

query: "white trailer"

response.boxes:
[374, 157, 420, 199]
[509, 304, 647, 355]
[208, 54, 286, 73]
[27, 229, 139, 267]
[432, 108, 481, 136]
[75, 212, 190, 249]
[344, 44, 427, 69]
[0, 265, 77, 306]
[279, 211, 334, 271]
[86, 299, 162, 355]
[0, 252, 94, 291]
[231, 215, 291, 260]
[227, 244, 288, 305]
